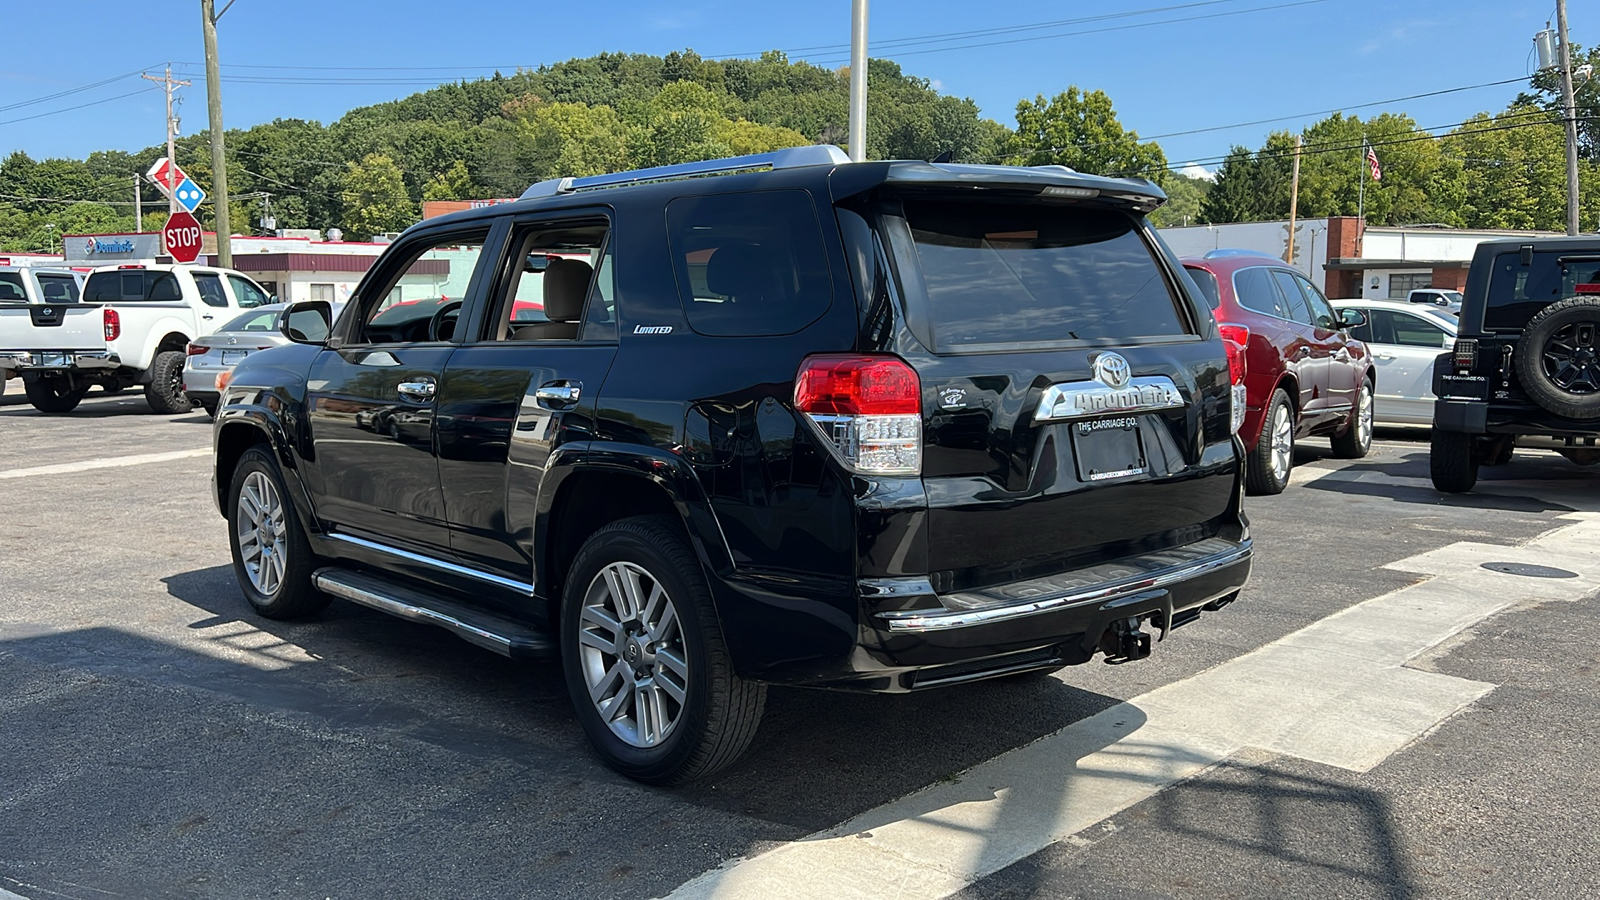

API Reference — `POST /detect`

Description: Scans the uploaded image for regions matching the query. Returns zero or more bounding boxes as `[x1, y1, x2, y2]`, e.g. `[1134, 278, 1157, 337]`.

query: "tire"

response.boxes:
[144, 350, 192, 414]
[562, 515, 765, 785]
[1430, 429, 1479, 494]
[1246, 388, 1295, 495]
[227, 446, 329, 619]
[24, 375, 87, 413]
[1515, 296, 1600, 419]
[1330, 378, 1374, 459]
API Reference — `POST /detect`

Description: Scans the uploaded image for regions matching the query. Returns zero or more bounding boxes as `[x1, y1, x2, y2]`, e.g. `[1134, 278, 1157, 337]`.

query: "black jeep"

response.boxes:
[1432, 236, 1600, 492]
[212, 146, 1252, 783]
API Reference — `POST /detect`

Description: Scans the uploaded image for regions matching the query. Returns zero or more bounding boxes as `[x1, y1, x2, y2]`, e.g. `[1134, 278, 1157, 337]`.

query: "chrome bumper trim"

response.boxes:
[0, 350, 119, 370]
[326, 532, 534, 595]
[877, 540, 1251, 633]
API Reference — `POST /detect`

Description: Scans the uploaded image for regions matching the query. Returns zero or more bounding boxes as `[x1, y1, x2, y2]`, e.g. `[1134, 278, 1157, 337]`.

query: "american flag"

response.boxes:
[1366, 144, 1383, 182]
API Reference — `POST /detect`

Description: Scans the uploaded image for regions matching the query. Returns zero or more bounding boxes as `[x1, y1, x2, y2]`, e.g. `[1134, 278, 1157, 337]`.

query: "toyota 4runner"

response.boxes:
[1432, 236, 1600, 492]
[212, 146, 1253, 783]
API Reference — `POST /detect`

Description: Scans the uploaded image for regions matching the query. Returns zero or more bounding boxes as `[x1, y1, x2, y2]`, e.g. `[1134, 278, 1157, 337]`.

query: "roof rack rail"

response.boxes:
[519, 144, 852, 200]
[1203, 248, 1276, 259]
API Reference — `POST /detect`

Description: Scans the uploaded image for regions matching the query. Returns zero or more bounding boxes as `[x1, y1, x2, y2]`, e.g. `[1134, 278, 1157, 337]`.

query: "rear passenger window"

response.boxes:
[665, 191, 832, 337]
[1270, 270, 1314, 325]
[1233, 267, 1287, 318]
[193, 273, 229, 308]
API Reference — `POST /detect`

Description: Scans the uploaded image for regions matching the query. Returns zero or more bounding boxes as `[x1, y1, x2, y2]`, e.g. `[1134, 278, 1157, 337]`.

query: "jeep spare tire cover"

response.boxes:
[1515, 295, 1600, 419]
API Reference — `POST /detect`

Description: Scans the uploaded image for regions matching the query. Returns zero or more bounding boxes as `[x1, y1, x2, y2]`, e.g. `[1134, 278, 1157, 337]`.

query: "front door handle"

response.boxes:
[1298, 346, 1312, 358]
[397, 377, 436, 403]
[535, 381, 581, 409]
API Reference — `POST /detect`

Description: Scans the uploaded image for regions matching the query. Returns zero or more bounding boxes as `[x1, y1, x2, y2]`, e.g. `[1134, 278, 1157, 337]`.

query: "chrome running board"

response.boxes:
[312, 567, 553, 659]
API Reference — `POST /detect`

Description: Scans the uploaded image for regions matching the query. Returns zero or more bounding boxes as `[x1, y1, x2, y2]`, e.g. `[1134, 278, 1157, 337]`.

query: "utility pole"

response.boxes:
[848, 0, 868, 162]
[1287, 134, 1302, 266]
[142, 66, 190, 215]
[201, 0, 235, 265]
[1556, 0, 1581, 235]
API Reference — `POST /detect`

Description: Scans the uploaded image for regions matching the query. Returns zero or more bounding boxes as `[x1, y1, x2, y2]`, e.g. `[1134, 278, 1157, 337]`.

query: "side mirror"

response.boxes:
[281, 300, 332, 345]
[1338, 308, 1367, 329]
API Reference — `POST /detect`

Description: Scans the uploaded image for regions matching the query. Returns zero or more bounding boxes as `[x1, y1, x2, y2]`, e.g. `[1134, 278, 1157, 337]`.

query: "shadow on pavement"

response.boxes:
[1299, 449, 1584, 515]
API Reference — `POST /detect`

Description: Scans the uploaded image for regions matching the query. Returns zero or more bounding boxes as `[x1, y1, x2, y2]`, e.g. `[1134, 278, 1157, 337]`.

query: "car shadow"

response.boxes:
[1295, 445, 1584, 514]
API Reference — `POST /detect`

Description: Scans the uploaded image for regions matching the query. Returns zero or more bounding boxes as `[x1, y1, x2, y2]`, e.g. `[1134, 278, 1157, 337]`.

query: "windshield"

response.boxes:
[1485, 251, 1600, 330]
[893, 200, 1190, 350]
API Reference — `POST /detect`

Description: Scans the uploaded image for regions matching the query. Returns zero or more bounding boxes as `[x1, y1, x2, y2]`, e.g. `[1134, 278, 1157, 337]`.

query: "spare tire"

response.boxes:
[1515, 296, 1600, 419]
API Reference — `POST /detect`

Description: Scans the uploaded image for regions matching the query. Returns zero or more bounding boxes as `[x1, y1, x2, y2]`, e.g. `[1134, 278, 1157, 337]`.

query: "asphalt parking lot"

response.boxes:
[3, 391, 1598, 900]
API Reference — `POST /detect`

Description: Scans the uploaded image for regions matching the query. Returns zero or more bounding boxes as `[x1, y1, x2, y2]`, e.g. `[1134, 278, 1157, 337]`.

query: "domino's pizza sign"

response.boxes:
[84, 237, 136, 255]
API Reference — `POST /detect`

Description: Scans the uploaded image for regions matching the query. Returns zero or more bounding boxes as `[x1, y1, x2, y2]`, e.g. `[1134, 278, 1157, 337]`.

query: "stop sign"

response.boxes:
[162, 211, 203, 264]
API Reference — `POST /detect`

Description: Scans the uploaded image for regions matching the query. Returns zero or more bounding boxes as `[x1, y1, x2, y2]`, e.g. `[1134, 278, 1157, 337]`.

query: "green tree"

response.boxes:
[423, 160, 475, 201]
[1007, 86, 1167, 180]
[340, 153, 415, 240]
[1148, 173, 1210, 227]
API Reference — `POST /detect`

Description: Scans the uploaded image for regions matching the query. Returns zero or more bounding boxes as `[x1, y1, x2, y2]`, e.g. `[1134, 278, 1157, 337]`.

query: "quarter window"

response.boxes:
[666, 190, 832, 337]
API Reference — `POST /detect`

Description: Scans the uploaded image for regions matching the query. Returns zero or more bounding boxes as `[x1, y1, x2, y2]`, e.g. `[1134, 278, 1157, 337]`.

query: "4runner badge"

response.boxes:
[939, 387, 967, 409]
[633, 325, 673, 335]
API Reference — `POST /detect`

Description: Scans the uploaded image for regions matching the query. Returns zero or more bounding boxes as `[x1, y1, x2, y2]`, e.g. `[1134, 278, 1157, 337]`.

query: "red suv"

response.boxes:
[1183, 251, 1374, 494]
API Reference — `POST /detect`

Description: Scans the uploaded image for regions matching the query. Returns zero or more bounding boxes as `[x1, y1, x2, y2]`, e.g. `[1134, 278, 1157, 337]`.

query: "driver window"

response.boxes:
[354, 232, 487, 344]
[486, 222, 610, 342]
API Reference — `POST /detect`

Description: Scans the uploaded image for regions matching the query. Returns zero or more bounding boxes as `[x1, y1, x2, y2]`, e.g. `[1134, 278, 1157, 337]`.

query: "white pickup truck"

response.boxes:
[0, 263, 273, 413]
[0, 266, 86, 305]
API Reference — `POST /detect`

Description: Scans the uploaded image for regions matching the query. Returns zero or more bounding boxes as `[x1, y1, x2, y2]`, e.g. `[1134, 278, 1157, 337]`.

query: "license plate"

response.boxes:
[221, 350, 248, 365]
[1071, 417, 1147, 482]
[34, 352, 69, 367]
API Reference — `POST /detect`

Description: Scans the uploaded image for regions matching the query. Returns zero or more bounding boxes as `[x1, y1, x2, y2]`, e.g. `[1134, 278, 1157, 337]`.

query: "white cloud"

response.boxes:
[1178, 163, 1216, 182]
[930, 79, 944, 92]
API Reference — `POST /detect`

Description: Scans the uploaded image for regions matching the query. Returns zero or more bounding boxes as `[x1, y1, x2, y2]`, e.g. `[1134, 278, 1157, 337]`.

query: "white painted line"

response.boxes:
[0, 448, 209, 480]
[661, 518, 1600, 900]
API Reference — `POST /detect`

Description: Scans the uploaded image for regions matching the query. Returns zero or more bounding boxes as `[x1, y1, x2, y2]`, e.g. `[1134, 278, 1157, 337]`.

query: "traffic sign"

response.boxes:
[146, 157, 190, 197]
[162, 211, 204, 264]
[172, 178, 207, 212]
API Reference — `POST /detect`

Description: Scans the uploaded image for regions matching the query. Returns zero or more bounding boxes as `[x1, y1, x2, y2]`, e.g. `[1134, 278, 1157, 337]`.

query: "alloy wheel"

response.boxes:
[236, 471, 287, 595]
[1357, 383, 1373, 447]
[1541, 323, 1600, 394]
[577, 562, 689, 748]
[1271, 403, 1293, 483]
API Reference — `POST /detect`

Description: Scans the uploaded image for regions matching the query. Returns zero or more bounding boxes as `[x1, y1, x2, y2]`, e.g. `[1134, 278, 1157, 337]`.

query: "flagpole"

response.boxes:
[1357, 137, 1367, 261]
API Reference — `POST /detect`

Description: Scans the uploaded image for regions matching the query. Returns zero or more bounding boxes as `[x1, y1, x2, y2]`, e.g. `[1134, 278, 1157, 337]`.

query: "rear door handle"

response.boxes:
[1376, 352, 1397, 360]
[535, 381, 581, 409]
[397, 377, 436, 403]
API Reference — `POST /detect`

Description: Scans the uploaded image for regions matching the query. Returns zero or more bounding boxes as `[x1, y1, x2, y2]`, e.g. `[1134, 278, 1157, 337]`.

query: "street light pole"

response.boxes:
[848, 0, 868, 162]
[201, 0, 234, 265]
[1557, 0, 1581, 236]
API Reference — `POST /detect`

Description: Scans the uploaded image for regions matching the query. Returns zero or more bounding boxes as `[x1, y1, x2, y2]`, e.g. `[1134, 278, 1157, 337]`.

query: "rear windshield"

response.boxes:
[218, 308, 283, 332]
[83, 270, 181, 303]
[894, 200, 1190, 350]
[1485, 251, 1600, 330]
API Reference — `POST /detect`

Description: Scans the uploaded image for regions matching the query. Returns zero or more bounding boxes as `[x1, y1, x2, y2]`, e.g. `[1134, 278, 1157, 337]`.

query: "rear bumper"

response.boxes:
[0, 350, 119, 372]
[748, 536, 1251, 693]
[1435, 399, 1600, 438]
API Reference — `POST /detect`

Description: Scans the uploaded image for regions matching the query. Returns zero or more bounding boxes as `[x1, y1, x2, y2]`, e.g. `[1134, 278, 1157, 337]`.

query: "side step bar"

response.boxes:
[312, 567, 555, 660]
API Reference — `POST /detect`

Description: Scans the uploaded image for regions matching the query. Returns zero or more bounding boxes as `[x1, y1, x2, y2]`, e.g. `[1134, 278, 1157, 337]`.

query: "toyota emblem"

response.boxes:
[1092, 352, 1132, 388]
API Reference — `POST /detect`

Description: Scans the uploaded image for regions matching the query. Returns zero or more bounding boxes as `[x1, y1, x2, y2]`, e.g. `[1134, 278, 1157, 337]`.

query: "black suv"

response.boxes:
[1432, 236, 1600, 492]
[213, 146, 1252, 783]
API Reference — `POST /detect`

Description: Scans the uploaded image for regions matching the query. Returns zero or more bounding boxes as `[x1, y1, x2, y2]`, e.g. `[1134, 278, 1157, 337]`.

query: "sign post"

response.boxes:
[162, 211, 203, 264]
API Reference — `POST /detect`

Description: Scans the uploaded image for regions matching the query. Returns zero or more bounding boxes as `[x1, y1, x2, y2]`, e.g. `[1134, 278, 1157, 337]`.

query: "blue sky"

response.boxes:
[0, 0, 1570, 177]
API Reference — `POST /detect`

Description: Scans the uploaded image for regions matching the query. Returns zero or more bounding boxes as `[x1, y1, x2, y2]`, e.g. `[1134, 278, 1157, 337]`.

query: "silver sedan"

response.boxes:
[1333, 299, 1459, 426]
[182, 304, 314, 416]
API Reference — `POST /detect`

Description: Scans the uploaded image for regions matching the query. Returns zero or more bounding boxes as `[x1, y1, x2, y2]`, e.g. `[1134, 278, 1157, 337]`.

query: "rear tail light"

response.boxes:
[216, 370, 232, 391]
[186, 342, 207, 356]
[795, 354, 922, 475]
[1219, 324, 1250, 434]
[103, 308, 120, 341]
[1452, 338, 1478, 371]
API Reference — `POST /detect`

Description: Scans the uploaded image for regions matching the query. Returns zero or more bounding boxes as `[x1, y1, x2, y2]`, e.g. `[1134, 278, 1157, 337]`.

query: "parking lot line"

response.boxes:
[0, 448, 210, 481]
[661, 516, 1600, 900]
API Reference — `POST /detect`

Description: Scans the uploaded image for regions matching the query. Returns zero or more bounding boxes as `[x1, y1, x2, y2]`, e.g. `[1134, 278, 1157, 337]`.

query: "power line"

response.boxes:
[0, 64, 164, 114]
[0, 87, 159, 128]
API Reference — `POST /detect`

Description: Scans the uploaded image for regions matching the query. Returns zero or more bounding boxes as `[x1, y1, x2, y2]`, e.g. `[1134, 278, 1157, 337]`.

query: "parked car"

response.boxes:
[1334, 299, 1458, 426]
[0, 264, 272, 414]
[1431, 236, 1600, 492]
[213, 145, 1253, 784]
[184, 303, 342, 417]
[1182, 251, 1374, 494]
[1406, 287, 1464, 313]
